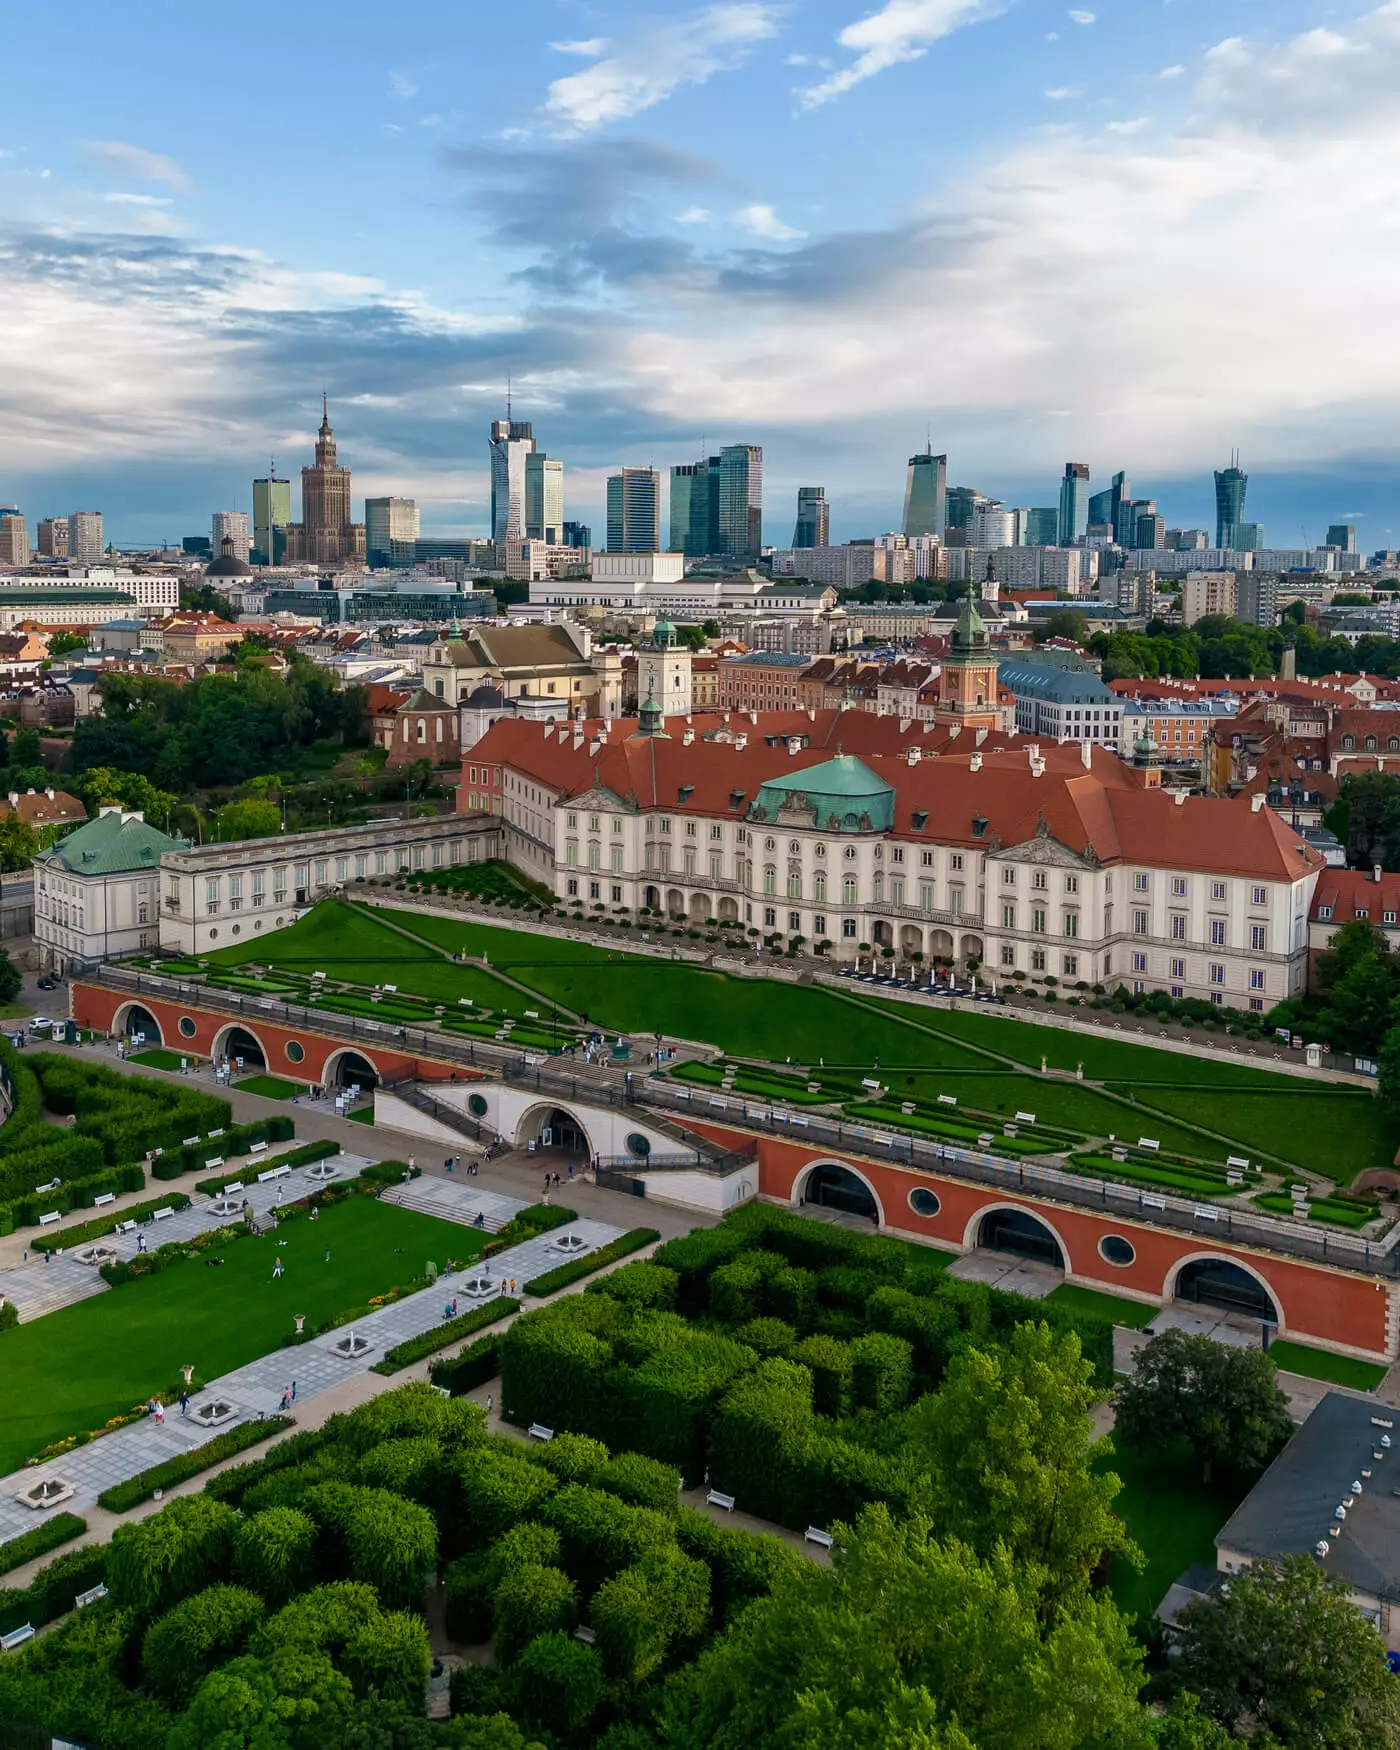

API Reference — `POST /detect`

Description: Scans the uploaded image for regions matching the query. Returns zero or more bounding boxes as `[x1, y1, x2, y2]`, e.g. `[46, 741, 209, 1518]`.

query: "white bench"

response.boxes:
[75, 1583, 108, 1609]
[206, 1129, 224, 1140]
[115, 1219, 137, 1234]
[572, 1625, 597, 1644]
[1014, 1111, 1036, 1125]
[152, 1206, 175, 1222]
[804, 1525, 834, 1549]
[182, 1136, 200, 1147]
[706, 1489, 735, 1512]
[38, 1211, 62, 1227]
[937, 1094, 957, 1106]
[1193, 1206, 1219, 1222]
[34, 1178, 60, 1195]
[93, 1193, 116, 1207]
[1137, 1138, 1160, 1152]
[257, 1165, 291, 1183]
[220, 1182, 243, 1196]
[1227, 1156, 1250, 1172]
[249, 1141, 267, 1156]
[204, 1158, 224, 1171]
[528, 1424, 554, 1443]
[1, 1624, 34, 1651]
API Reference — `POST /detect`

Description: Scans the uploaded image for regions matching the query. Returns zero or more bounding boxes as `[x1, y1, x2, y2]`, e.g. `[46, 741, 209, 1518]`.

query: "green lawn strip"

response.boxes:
[1044, 1284, 1158, 1332]
[1252, 1192, 1377, 1231]
[1066, 1151, 1238, 1199]
[843, 1101, 1066, 1156]
[348, 1107, 374, 1125]
[1265, 1340, 1389, 1391]
[234, 1075, 306, 1100]
[1123, 1086, 1400, 1185]
[0, 1196, 485, 1477]
[669, 1062, 834, 1106]
[126, 1049, 189, 1072]
[1103, 1439, 1248, 1626]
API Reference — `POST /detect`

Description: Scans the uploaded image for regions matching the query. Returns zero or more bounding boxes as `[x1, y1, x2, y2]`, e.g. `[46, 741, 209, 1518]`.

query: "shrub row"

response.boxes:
[0, 1512, 87, 1579]
[28, 1055, 229, 1165]
[33, 1192, 193, 1254]
[524, 1228, 660, 1297]
[152, 1115, 295, 1181]
[370, 1298, 519, 1375]
[481, 1202, 578, 1256]
[195, 1139, 338, 1196]
[96, 1416, 295, 1512]
[429, 1332, 506, 1397]
[0, 1162, 147, 1236]
[203, 1427, 330, 1507]
[0, 1543, 107, 1639]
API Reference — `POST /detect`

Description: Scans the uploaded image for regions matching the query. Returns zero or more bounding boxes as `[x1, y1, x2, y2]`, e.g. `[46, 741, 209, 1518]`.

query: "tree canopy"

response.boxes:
[1114, 1329, 1292, 1483]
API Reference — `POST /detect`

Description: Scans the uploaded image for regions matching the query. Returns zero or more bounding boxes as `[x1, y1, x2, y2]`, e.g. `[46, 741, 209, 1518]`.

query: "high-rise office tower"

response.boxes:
[1088, 471, 1132, 546]
[1023, 507, 1059, 546]
[1327, 523, 1357, 553]
[606, 467, 661, 553]
[718, 444, 762, 558]
[1214, 456, 1248, 550]
[792, 486, 829, 548]
[1236, 522, 1263, 552]
[1130, 502, 1165, 550]
[1057, 464, 1091, 545]
[253, 469, 292, 565]
[69, 511, 104, 564]
[524, 453, 564, 544]
[211, 511, 251, 565]
[365, 497, 420, 567]
[36, 517, 68, 559]
[972, 503, 1018, 547]
[489, 415, 535, 546]
[902, 448, 947, 538]
[562, 521, 592, 550]
[944, 487, 991, 537]
[0, 510, 29, 568]
[670, 458, 723, 556]
[299, 396, 356, 563]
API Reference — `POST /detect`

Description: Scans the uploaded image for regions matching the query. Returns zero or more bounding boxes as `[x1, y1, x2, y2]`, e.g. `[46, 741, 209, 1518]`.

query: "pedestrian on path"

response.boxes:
[179, 1392, 189, 1417]
[485, 1394, 493, 1416]
[153, 1399, 165, 1426]
[280, 1388, 290, 1412]
[273, 1257, 283, 1279]
[291, 1381, 296, 1401]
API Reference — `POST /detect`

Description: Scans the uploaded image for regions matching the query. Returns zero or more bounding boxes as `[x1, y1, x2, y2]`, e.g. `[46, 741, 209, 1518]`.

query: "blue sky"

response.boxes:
[1, 0, 1397, 549]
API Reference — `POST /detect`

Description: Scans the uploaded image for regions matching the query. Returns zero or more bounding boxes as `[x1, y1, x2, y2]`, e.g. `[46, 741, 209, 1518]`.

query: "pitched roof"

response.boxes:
[1310, 868, 1400, 922]
[38, 808, 188, 875]
[441, 625, 588, 670]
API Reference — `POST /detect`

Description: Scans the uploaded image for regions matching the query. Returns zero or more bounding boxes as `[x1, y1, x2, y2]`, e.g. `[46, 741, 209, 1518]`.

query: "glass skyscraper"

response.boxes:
[902, 449, 947, 538]
[524, 453, 564, 544]
[607, 467, 661, 552]
[792, 486, 829, 548]
[1057, 463, 1091, 545]
[1023, 507, 1059, 546]
[252, 473, 292, 566]
[718, 444, 762, 557]
[1214, 460, 1248, 550]
[365, 496, 420, 567]
[489, 418, 535, 546]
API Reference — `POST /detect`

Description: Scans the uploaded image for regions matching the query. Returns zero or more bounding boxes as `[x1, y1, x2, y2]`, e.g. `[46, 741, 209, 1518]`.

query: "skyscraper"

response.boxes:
[718, 443, 762, 558]
[671, 458, 723, 556]
[69, 511, 104, 564]
[296, 396, 357, 563]
[0, 510, 29, 568]
[524, 453, 564, 543]
[902, 448, 947, 538]
[489, 415, 535, 546]
[1130, 502, 1164, 550]
[211, 511, 251, 565]
[1057, 464, 1090, 545]
[1327, 523, 1357, 553]
[1023, 508, 1059, 546]
[606, 467, 661, 553]
[562, 521, 592, 550]
[253, 469, 292, 565]
[945, 487, 991, 536]
[1088, 471, 1131, 545]
[792, 486, 829, 548]
[1214, 456, 1248, 550]
[36, 518, 68, 559]
[365, 497, 420, 567]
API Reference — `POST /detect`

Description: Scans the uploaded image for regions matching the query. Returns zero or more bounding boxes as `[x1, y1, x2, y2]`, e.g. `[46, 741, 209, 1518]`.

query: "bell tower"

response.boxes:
[936, 592, 1000, 729]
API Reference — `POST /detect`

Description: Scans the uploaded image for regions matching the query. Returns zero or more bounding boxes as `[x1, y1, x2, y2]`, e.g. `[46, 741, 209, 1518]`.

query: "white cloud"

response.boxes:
[1068, 8, 1095, 23]
[1158, 63, 1185, 78]
[388, 71, 419, 98]
[735, 202, 806, 239]
[78, 140, 192, 192]
[798, 0, 1002, 107]
[674, 205, 714, 223]
[1044, 85, 1079, 99]
[544, 4, 781, 131]
[102, 192, 173, 207]
[548, 38, 608, 56]
[1106, 116, 1149, 132]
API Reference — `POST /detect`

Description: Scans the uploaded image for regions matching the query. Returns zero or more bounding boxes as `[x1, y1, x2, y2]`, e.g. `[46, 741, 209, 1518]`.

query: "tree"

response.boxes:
[234, 1506, 318, 1607]
[107, 1494, 239, 1621]
[47, 630, 88, 657]
[1114, 1329, 1292, 1482]
[907, 1320, 1132, 1601]
[141, 1583, 266, 1705]
[1380, 1022, 1400, 1120]
[0, 948, 21, 1003]
[1174, 1554, 1400, 1747]
[0, 815, 37, 873]
[1337, 770, 1400, 871]
[73, 766, 177, 824]
[1034, 610, 1089, 646]
[167, 1646, 355, 1750]
[214, 797, 283, 842]
[12, 726, 39, 768]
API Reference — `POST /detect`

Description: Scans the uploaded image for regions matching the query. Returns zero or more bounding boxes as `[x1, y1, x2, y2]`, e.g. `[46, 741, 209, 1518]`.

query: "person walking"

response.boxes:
[291, 1381, 296, 1402]
[153, 1399, 165, 1426]
[178, 1392, 189, 1417]
[279, 1388, 290, 1412]
[273, 1257, 283, 1279]
[485, 1393, 494, 1417]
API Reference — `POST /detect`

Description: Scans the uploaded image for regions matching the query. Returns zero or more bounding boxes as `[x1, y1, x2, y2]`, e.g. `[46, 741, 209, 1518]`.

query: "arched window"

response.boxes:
[1366, 735, 1378, 751]
[1343, 734, 1356, 750]
[873, 871, 884, 902]
[843, 876, 858, 904]
[788, 874, 801, 899]
[763, 867, 777, 895]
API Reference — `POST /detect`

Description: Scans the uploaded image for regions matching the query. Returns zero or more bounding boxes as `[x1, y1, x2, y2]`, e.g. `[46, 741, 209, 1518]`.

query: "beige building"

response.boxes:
[36, 808, 189, 972]
[0, 511, 29, 567]
[152, 611, 243, 663]
[421, 622, 623, 719]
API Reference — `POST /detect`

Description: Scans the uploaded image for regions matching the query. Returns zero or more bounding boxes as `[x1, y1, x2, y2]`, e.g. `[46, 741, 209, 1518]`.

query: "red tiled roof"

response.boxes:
[1310, 868, 1400, 923]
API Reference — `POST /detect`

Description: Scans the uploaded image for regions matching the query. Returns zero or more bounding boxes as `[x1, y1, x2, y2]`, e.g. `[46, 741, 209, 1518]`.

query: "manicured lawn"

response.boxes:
[1044, 1284, 1157, 1331]
[234, 1075, 306, 1100]
[348, 1106, 374, 1125]
[1102, 1438, 1248, 1626]
[0, 1197, 487, 1477]
[1266, 1339, 1389, 1391]
[127, 1048, 191, 1072]
[1067, 1151, 1237, 1199]
[1253, 1191, 1377, 1230]
[1129, 1086, 1400, 1183]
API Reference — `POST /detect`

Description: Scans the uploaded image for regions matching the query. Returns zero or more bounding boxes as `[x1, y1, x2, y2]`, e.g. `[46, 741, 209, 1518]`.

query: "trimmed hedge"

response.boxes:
[152, 1115, 295, 1182]
[0, 1543, 107, 1638]
[524, 1229, 660, 1297]
[0, 1512, 87, 1578]
[33, 1192, 193, 1254]
[195, 1139, 338, 1196]
[482, 1203, 579, 1256]
[429, 1332, 506, 1397]
[204, 1429, 330, 1507]
[97, 1416, 295, 1512]
[370, 1298, 519, 1375]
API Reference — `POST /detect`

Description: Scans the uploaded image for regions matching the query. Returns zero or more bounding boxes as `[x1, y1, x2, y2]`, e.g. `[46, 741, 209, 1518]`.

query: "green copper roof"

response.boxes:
[751, 755, 895, 833]
[38, 810, 188, 876]
[950, 590, 989, 654]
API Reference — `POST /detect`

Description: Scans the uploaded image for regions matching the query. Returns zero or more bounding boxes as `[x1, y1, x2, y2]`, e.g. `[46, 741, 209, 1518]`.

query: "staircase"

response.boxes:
[1, 1267, 108, 1322]
[387, 1082, 495, 1145]
[379, 1177, 521, 1234]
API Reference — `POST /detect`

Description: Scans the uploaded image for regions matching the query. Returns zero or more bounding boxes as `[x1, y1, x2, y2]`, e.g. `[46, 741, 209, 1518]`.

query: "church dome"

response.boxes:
[205, 535, 253, 578]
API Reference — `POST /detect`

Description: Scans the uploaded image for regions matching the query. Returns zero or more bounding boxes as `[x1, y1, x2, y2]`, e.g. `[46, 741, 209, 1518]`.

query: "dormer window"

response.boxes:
[971, 817, 988, 838]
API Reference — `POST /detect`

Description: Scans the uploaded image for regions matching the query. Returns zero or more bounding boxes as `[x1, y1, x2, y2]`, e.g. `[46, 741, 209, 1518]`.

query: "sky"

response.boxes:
[2, 0, 1398, 550]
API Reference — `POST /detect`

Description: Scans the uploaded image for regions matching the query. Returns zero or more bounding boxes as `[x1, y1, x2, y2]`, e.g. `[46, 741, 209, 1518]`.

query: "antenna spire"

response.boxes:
[507, 376, 512, 421]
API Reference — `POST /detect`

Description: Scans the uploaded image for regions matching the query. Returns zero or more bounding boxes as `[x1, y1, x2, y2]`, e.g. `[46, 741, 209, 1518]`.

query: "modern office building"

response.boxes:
[252, 471, 292, 565]
[365, 497, 421, 568]
[1214, 458, 1248, 550]
[793, 486, 830, 548]
[718, 444, 762, 558]
[1327, 523, 1358, 553]
[69, 512, 104, 564]
[945, 487, 992, 538]
[36, 518, 68, 559]
[972, 504, 1019, 548]
[489, 416, 535, 546]
[606, 467, 661, 553]
[1236, 522, 1263, 553]
[902, 448, 947, 539]
[670, 457, 722, 557]
[1088, 472, 1131, 546]
[0, 510, 29, 568]
[1130, 502, 1165, 550]
[1023, 507, 1060, 547]
[563, 521, 592, 550]
[1058, 463, 1091, 546]
[211, 511, 251, 566]
[524, 453, 564, 545]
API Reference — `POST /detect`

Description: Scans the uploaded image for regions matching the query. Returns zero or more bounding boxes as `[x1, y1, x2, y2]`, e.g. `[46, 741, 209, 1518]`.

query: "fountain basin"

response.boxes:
[74, 1245, 117, 1268]
[193, 1400, 236, 1428]
[307, 1161, 339, 1182]
[17, 1478, 74, 1511]
[550, 1232, 587, 1255]
[333, 1331, 374, 1359]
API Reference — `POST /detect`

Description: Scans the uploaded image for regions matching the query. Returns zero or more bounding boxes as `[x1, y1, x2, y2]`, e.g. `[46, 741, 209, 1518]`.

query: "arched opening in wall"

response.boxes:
[118, 1003, 163, 1048]
[689, 893, 712, 922]
[899, 925, 923, 956]
[328, 1051, 378, 1092]
[928, 929, 954, 961]
[533, 1107, 590, 1157]
[871, 920, 893, 948]
[219, 1026, 267, 1071]
[978, 1205, 1065, 1268]
[665, 888, 685, 918]
[1175, 1257, 1280, 1325]
[801, 1162, 879, 1222]
[718, 897, 740, 923]
[643, 885, 660, 910]
[960, 934, 985, 966]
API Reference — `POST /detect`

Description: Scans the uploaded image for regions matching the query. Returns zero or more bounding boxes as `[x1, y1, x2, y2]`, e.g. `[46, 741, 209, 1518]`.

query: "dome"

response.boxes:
[205, 535, 253, 579]
[465, 684, 506, 708]
[751, 755, 896, 833]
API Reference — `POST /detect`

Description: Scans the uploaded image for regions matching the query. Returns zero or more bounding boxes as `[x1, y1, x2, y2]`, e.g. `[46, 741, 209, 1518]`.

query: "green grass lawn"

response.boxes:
[1103, 1438, 1248, 1626]
[348, 1106, 374, 1125]
[1129, 1086, 1399, 1183]
[234, 1075, 306, 1100]
[0, 1197, 486, 1476]
[127, 1048, 192, 1072]
[1253, 1191, 1377, 1230]
[1044, 1284, 1158, 1331]
[1265, 1339, 1389, 1391]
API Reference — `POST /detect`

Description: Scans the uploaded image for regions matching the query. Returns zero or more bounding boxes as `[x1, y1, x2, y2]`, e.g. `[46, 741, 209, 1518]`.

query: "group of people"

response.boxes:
[443, 1154, 484, 1176]
[277, 1382, 298, 1412]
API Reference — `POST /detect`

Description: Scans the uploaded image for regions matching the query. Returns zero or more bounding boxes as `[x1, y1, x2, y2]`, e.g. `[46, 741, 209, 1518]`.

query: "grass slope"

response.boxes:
[1264, 1340, 1388, 1391]
[1104, 1440, 1249, 1626]
[0, 1197, 485, 1477]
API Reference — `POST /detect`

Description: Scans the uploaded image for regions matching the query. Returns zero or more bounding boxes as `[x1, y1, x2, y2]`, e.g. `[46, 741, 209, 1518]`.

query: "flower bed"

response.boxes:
[96, 1415, 295, 1512]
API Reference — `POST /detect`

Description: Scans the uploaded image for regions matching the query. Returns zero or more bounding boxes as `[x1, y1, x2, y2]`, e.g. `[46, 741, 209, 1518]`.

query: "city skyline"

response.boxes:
[1, 2, 1397, 547]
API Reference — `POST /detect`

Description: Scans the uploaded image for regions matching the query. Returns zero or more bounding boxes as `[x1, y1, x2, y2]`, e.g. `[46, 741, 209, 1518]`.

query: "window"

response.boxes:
[788, 874, 801, 900]
[613, 848, 625, 874]
[566, 878, 578, 896]
[1062, 953, 1078, 977]
[789, 910, 801, 930]
[374, 852, 386, 875]
[844, 846, 857, 861]
[1131, 951, 1147, 972]
[566, 842, 578, 868]
[891, 847, 904, 864]
[1212, 880, 1226, 901]
[1001, 946, 1016, 966]
[1170, 914, 1186, 941]
[315, 861, 327, 884]
[1209, 963, 1225, 985]
[335, 858, 347, 882]
[711, 824, 722, 840]
[950, 854, 963, 871]
[1249, 969, 1266, 990]
[1133, 872, 1149, 892]
[589, 880, 601, 900]
[1250, 924, 1267, 952]
[1031, 948, 1046, 970]
[1171, 876, 1187, 897]
[1249, 997, 1264, 1012]
[1031, 870, 1047, 891]
[842, 918, 857, 939]
[1002, 904, 1016, 929]
[1064, 875, 1079, 895]
[814, 914, 827, 936]
[921, 851, 934, 867]
[1063, 913, 1079, 938]
[1170, 957, 1185, 978]
[1132, 909, 1149, 935]
[1099, 1235, 1135, 1267]
[950, 888, 963, 916]
[205, 877, 219, 917]
[588, 815, 600, 832]
[1002, 867, 1017, 887]
[763, 867, 776, 896]
[1251, 885, 1268, 906]
[566, 812, 578, 829]
[908, 1187, 942, 1217]
[890, 877, 904, 906]
[1032, 907, 1046, 933]
[1210, 918, 1226, 946]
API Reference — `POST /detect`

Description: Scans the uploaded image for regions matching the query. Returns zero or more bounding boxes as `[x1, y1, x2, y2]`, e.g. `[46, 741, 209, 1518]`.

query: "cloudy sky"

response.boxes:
[2, 0, 1397, 548]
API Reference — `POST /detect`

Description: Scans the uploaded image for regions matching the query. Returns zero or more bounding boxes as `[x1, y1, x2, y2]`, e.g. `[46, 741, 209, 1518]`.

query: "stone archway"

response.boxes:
[115, 1002, 163, 1047]
[515, 1101, 596, 1160]
[899, 925, 923, 956]
[643, 885, 660, 911]
[690, 893, 712, 922]
[323, 1049, 379, 1091]
[213, 1023, 267, 1071]
[974, 1204, 1066, 1269]
[718, 897, 740, 923]
[794, 1159, 884, 1226]
[1170, 1254, 1281, 1327]
[960, 934, 985, 965]
[665, 888, 685, 918]
[928, 929, 955, 960]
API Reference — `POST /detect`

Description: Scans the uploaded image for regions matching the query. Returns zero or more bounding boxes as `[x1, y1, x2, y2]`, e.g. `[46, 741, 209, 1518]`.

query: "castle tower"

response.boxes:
[635, 620, 692, 719]
[935, 593, 1000, 730]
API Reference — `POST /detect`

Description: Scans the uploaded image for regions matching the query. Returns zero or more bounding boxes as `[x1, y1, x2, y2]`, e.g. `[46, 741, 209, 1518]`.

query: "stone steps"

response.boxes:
[379, 1181, 515, 1233]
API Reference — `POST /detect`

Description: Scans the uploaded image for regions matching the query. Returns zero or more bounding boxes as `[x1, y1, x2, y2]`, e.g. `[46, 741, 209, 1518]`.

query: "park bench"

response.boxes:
[1193, 1206, 1219, 1223]
[115, 1219, 137, 1234]
[206, 1129, 224, 1140]
[38, 1211, 61, 1227]
[152, 1207, 175, 1222]
[34, 1178, 60, 1195]
[1, 1624, 34, 1651]
[1227, 1156, 1250, 1172]
[1014, 1111, 1036, 1124]
[257, 1165, 291, 1183]
[182, 1136, 200, 1147]
[1137, 1138, 1160, 1152]
[528, 1424, 554, 1443]
[804, 1526, 834, 1549]
[204, 1158, 224, 1171]
[937, 1094, 957, 1106]
[75, 1583, 108, 1609]
[706, 1490, 735, 1512]
[249, 1141, 267, 1157]
[573, 1626, 597, 1645]
[1142, 1194, 1166, 1211]
[92, 1193, 116, 1207]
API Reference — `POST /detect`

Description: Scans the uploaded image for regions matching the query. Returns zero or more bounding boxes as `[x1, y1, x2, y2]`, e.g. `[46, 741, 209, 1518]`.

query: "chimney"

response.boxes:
[970, 752, 982, 772]
[1375, 865, 1384, 885]
[735, 732, 748, 751]
[589, 738, 601, 756]
[1030, 758, 1045, 778]
[1251, 793, 1266, 812]
[1175, 789, 1188, 806]
[906, 747, 921, 767]
[1080, 740, 1093, 770]
[683, 729, 694, 746]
